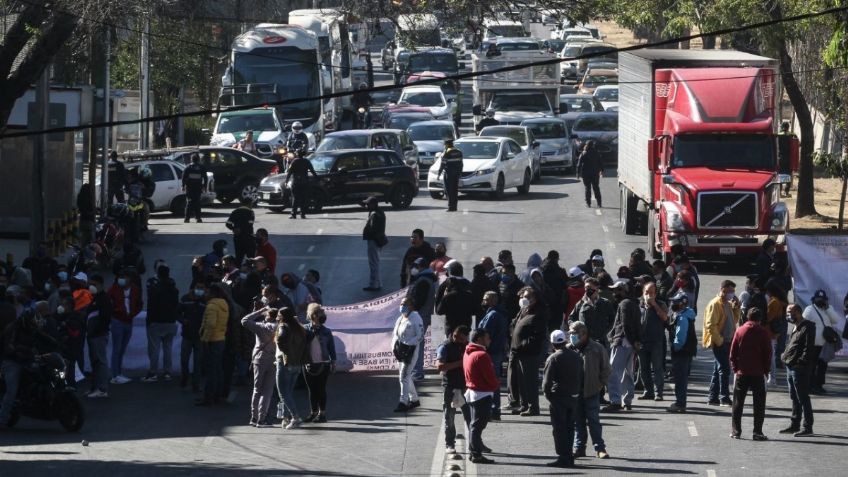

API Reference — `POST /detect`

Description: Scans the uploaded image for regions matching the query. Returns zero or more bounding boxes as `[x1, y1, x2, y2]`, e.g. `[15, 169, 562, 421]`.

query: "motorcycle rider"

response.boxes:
[437, 138, 463, 212]
[475, 108, 499, 134]
[352, 83, 373, 129]
[107, 151, 128, 205]
[286, 122, 310, 157]
[182, 153, 208, 224]
[126, 167, 156, 241]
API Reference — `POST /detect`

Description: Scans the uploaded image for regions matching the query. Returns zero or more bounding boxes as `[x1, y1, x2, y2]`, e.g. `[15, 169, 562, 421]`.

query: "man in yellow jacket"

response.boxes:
[702, 279, 741, 406]
[197, 284, 229, 406]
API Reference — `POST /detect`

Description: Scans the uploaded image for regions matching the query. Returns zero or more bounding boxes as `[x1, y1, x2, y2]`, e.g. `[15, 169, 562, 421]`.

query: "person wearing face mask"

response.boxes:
[436, 325, 471, 454]
[602, 280, 641, 413]
[567, 321, 610, 460]
[568, 278, 615, 348]
[197, 284, 230, 406]
[498, 263, 523, 320]
[463, 329, 499, 464]
[407, 258, 436, 381]
[779, 304, 816, 437]
[542, 329, 583, 468]
[802, 289, 843, 394]
[651, 260, 673, 302]
[636, 282, 668, 401]
[108, 271, 143, 384]
[430, 242, 453, 277]
[56, 294, 86, 388]
[203, 240, 229, 272]
[666, 292, 697, 413]
[729, 307, 772, 441]
[508, 287, 548, 417]
[436, 261, 475, 337]
[85, 275, 113, 398]
[70, 272, 93, 313]
[143, 265, 180, 383]
[242, 305, 280, 427]
[392, 297, 424, 412]
[478, 291, 507, 418]
[22, 242, 58, 296]
[178, 282, 207, 391]
[703, 280, 741, 406]
[303, 304, 336, 423]
[564, 267, 587, 318]
[47, 269, 71, 314]
[589, 255, 606, 278]
[280, 272, 314, 323]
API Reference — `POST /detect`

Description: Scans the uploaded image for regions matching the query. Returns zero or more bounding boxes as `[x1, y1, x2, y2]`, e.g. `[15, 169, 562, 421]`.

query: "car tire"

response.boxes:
[238, 182, 259, 205]
[269, 207, 287, 213]
[517, 169, 531, 195]
[170, 195, 186, 217]
[490, 174, 505, 200]
[429, 189, 444, 200]
[390, 183, 414, 209]
[217, 195, 235, 205]
[305, 190, 324, 214]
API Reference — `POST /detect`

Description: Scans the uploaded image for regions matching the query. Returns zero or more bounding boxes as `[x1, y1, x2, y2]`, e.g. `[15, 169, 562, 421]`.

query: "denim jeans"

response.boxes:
[413, 324, 429, 378]
[0, 360, 22, 424]
[276, 362, 302, 419]
[709, 343, 731, 401]
[671, 354, 692, 407]
[574, 394, 605, 452]
[110, 320, 133, 377]
[180, 337, 202, 388]
[468, 395, 492, 457]
[147, 322, 177, 374]
[367, 240, 382, 288]
[787, 366, 814, 430]
[88, 335, 111, 393]
[490, 352, 504, 414]
[608, 342, 635, 406]
[443, 387, 470, 447]
[638, 340, 664, 397]
[203, 341, 225, 402]
[398, 346, 419, 404]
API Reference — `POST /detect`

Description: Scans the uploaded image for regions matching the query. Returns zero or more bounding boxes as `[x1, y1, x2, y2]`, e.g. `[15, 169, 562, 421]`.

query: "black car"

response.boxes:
[257, 149, 419, 213]
[570, 112, 618, 165]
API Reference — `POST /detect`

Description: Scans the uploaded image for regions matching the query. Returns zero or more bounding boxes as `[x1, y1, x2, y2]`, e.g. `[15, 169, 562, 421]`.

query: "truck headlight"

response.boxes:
[663, 204, 687, 232]
[770, 202, 788, 231]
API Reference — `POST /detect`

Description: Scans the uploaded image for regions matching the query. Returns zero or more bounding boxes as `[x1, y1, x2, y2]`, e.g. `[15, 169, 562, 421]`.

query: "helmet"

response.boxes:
[359, 82, 368, 90]
[485, 107, 495, 117]
[292, 121, 303, 132]
[139, 166, 152, 179]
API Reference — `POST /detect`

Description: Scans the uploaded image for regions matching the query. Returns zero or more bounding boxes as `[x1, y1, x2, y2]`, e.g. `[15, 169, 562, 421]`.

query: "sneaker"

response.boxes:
[707, 399, 721, 406]
[281, 418, 291, 429]
[600, 404, 622, 413]
[409, 400, 421, 409]
[141, 373, 158, 383]
[313, 414, 327, 423]
[520, 408, 540, 417]
[794, 429, 814, 437]
[303, 413, 318, 423]
[285, 418, 301, 430]
[446, 445, 456, 454]
[624, 404, 633, 411]
[752, 433, 768, 441]
[256, 422, 274, 428]
[87, 390, 109, 398]
[511, 406, 528, 415]
[573, 448, 586, 458]
[720, 398, 733, 407]
[779, 426, 800, 434]
[729, 432, 741, 439]
[163, 373, 173, 382]
[636, 394, 655, 400]
[597, 450, 610, 459]
[249, 420, 257, 427]
[393, 402, 409, 413]
[666, 403, 687, 413]
[654, 395, 664, 402]
[469, 455, 495, 464]
[111, 375, 131, 385]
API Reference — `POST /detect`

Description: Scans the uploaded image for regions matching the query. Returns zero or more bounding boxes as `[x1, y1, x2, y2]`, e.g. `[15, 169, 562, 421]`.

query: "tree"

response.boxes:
[819, 2, 848, 229]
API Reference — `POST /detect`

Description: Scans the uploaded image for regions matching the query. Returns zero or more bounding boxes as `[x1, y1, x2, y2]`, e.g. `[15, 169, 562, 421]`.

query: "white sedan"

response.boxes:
[593, 85, 619, 111]
[427, 137, 532, 200]
[397, 84, 454, 120]
[478, 125, 542, 182]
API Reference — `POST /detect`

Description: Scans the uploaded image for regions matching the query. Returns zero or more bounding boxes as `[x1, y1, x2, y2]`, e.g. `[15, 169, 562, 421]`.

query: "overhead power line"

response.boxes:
[2, 5, 847, 139]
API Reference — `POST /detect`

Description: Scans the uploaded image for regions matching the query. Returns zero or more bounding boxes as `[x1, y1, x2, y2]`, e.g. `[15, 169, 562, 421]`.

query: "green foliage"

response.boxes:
[814, 151, 848, 178]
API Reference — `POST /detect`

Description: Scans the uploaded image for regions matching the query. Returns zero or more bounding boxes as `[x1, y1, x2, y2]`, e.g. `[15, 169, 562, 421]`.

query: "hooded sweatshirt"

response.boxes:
[463, 342, 499, 393]
[519, 253, 543, 286]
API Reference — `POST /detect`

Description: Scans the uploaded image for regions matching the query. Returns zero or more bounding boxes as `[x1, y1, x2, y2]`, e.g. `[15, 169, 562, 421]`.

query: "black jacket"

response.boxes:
[436, 277, 474, 332]
[147, 278, 180, 324]
[470, 275, 497, 320]
[182, 163, 208, 195]
[577, 147, 602, 179]
[107, 159, 127, 189]
[781, 319, 816, 369]
[475, 117, 499, 132]
[285, 157, 317, 185]
[608, 297, 642, 347]
[438, 147, 463, 176]
[226, 207, 255, 236]
[541, 259, 567, 312]
[569, 296, 615, 344]
[543, 347, 583, 401]
[87, 291, 113, 338]
[498, 276, 523, 320]
[286, 132, 310, 155]
[400, 241, 435, 287]
[362, 209, 387, 242]
[510, 305, 548, 356]
[178, 294, 206, 340]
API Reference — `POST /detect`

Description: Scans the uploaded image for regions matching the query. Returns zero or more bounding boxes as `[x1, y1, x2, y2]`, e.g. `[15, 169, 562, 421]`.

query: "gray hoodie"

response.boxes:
[519, 253, 542, 286]
[241, 309, 277, 366]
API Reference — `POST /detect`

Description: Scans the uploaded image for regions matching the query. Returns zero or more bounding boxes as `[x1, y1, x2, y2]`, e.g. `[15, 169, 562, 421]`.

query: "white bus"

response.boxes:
[223, 24, 325, 142]
[288, 9, 353, 130]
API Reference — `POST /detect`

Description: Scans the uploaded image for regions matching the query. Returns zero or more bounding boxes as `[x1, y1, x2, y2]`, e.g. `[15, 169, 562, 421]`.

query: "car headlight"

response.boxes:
[663, 204, 687, 232]
[475, 168, 496, 176]
[770, 202, 789, 231]
[611, 137, 618, 145]
[557, 145, 569, 155]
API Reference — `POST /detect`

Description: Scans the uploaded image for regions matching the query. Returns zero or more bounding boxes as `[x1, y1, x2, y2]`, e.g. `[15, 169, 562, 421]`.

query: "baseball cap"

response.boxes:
[813, 289, 828, 301]
[591, 255, 604, 263]
[550, 330, 567, 344]
[567, 266, 584, 278]
[609, 279, 629, 291]
[73, 272, 88, 283]
[412, 257, 426, 268]
[635, 274, 654, 284]
[670, 291, 689, 304]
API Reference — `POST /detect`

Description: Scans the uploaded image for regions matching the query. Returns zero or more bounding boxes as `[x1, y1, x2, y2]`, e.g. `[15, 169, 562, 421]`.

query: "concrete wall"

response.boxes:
[0, 132, 76, 236]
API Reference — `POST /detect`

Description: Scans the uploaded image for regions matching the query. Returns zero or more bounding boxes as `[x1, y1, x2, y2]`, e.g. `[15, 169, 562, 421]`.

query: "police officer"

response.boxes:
[182, 153, 208, 223]
[438, 138, 463, 212]
[475, 108, 499, 133]
[286, 121, 310, 157]
[107, 151, 128, 204]
[285, 151, 319, 219]
[226, 205, 256, 265]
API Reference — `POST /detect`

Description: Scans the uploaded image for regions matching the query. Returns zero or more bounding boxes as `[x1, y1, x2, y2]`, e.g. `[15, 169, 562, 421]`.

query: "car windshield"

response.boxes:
[487, 25, 526, 37]
[400, 91, 445, 107]
[490, 94, 550, 112]
[498, 41, 539, 51]
[480, 128, 527, 146]
[389, 115, 431, 129]
[546, 40, 565, 51]
[673, 134, 774, 170]
[408, 124, 455, 141]
[582, 75, 617, 87]
[408, 53, 458, 73]
[525, 122, 567, 139]
[594, 88, 619, 101]
[572, 115, 617, 132]
[455, 141, 501, 159]
[309, 155, 337, 173]
[216, 114, 277, 134]
[560, 96, 595, 113]
[316, 135, 369, 152]
[562, 45, 582, 57]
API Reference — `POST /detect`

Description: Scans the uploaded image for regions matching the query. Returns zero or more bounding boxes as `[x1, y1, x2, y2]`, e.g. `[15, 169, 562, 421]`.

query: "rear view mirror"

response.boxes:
[647, 138, 658, 171]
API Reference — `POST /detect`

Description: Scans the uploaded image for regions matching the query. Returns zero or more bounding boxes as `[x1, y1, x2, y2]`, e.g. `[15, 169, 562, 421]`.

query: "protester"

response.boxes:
[55, 295, 85, 388]
[518, 252, 542, 286]
[637, 282, 668, 401]
[729, 307, 772, 441]
[225, 205, 256, 265]
[400, 229, 435, 287]
[497, 263, 523, 320]
[255, 229, 278, 274]
[780, 304, 816, 437]
[541, 251, 567, 331]
[543, 330, 583, 468]
[568, 277, 615, 347]
[275, 306, 309, 428]
[144, 265, 179, 382]
[197, 284, 229, 406]
[507, 287, 547, 416]
[362, 196, 387, 292]
[764, 281, 788, 385]
[437, 325, 471, 453]
[392, 297, 424, 412]
[108, 271, 143, 384]
[802, 289, 842, 394]
[280, 272, 315, 323]
[667, 291, 697, 413]
[407, 258, 436, 381]
[703, 280, 741, 406]
[464, 328, 499, 464]
[478, 291, 507, 418]
[202, 240, 228, 272]
[436, 261, 474, 336]
[242, 306, 279, 427]
[602, 281, 641, 412]
[85, 275, 112, 398]
[471, 263, 497, 322]
[304, 304, 336, 423]
[430, 242, 452, 277]
[568, 321, 611, 460]
[178, 281, 206, 391]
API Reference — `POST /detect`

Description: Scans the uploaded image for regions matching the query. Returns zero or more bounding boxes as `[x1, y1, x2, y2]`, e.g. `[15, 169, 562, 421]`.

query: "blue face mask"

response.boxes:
[501, 275, 512, 284]
[57, 271, 68, 282]
[400, 305, 410, 316]
[194, 289, 205, 297]
[117, 278, 127, 287]
[569, 334, 580, 347]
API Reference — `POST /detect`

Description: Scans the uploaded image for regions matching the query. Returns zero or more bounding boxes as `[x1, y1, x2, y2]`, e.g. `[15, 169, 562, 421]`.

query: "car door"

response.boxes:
[526, 128, 541, 175]
[147, 162, 178, 210]
[330, 153, 370, 202]
[214, 149, 247, 195]
[398, 131, 419, 165]
[506, 140, 525, 185]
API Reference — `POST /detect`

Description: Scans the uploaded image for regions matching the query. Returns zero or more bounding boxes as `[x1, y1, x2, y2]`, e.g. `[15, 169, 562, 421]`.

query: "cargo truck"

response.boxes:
[617, 50, 798, 261]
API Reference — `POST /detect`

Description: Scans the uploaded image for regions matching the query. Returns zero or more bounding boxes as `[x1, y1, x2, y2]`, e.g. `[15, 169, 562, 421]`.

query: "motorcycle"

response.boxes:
[0, 352, 85, 432]
[355, 107, 372, 129]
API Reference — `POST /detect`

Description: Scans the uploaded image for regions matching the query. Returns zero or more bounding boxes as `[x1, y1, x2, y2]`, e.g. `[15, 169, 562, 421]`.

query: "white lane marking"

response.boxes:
[608, 242, 616, 249]
[307, 245, 315, 253]
[298, 263, 306, 271]
[706, 470, 717, 477]
[202, 434, 216, 447]
[595, 209, 602, 216]
[688, 421, 699, 437]
[462, 226, 468, 233]
[601, 225, 609, 233]
[463, 208, 469, 215]
[616, 258, 624, 266]
[461, 242, 467, 251]
[316, 228, 324, 235]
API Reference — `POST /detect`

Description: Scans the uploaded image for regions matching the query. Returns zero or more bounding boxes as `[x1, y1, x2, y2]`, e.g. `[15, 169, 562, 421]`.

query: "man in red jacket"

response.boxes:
[108, 271, 143, 383]
[255, 228, 277, 275]
[729, 307, 772, 441]
[464, 329, 499, 464]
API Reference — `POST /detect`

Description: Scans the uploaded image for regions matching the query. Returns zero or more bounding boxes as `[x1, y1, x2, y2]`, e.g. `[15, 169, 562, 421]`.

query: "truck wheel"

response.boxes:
[621, 187, 639, 235]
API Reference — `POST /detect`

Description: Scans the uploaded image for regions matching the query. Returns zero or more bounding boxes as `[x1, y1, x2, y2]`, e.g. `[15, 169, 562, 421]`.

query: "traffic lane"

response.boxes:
[0, 372, 448, 477]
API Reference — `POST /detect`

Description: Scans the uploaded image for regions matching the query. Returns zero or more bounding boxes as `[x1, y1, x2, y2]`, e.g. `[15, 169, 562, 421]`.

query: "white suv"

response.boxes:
[398, 85, 454, 121]
[98, 160, 215, 216]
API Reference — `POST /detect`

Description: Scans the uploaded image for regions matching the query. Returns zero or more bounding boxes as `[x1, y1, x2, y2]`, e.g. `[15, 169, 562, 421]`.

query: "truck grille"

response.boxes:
[697, 192, 757, 229]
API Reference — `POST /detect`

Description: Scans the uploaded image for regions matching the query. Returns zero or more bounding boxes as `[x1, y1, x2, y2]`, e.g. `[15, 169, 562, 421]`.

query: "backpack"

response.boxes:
[682, 316, 697, 356]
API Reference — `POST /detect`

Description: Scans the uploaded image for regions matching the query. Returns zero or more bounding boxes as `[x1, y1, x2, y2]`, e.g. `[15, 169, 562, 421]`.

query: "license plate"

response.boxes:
[719, 247, 736, 255]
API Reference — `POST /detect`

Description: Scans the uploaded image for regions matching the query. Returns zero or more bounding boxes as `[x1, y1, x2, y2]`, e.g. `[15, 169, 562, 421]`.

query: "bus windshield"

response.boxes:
[233, 47, 322, 125]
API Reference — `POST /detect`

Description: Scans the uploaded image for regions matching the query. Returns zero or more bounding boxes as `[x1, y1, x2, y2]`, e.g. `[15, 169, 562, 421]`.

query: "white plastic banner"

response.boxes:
[787, 234, 848, 356]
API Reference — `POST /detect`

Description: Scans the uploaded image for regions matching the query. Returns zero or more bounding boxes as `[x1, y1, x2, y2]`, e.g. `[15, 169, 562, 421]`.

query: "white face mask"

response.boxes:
[261, 296, 270, 305]
[519, 297, 530, 309]
[88, 285, 98, 294]
[223, 248, 229, 255]
[725, 292, 736, 301]
[56, 305, 65, 315]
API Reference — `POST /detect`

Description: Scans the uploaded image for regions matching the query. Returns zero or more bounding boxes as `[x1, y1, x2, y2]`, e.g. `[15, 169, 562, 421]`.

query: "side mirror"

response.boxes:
[647, 137, 658, 171]
[472, 104, 482, 116]
[531, 141, 540, 148]
[337, 166, 349, 174]
[789, 136, 800, 172]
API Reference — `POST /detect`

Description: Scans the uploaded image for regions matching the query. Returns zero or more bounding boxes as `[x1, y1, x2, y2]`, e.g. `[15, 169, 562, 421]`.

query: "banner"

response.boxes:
[787, 234, 848, 356]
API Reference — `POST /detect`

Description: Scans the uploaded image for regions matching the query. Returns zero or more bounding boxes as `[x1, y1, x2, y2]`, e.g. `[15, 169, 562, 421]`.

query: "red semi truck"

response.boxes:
[617, 50, 798, 261]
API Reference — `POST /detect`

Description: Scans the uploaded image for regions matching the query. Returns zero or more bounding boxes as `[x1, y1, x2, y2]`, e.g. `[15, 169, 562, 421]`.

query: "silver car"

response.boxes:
[521, 118, 573, 174]
[406, 120, 458, 178]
